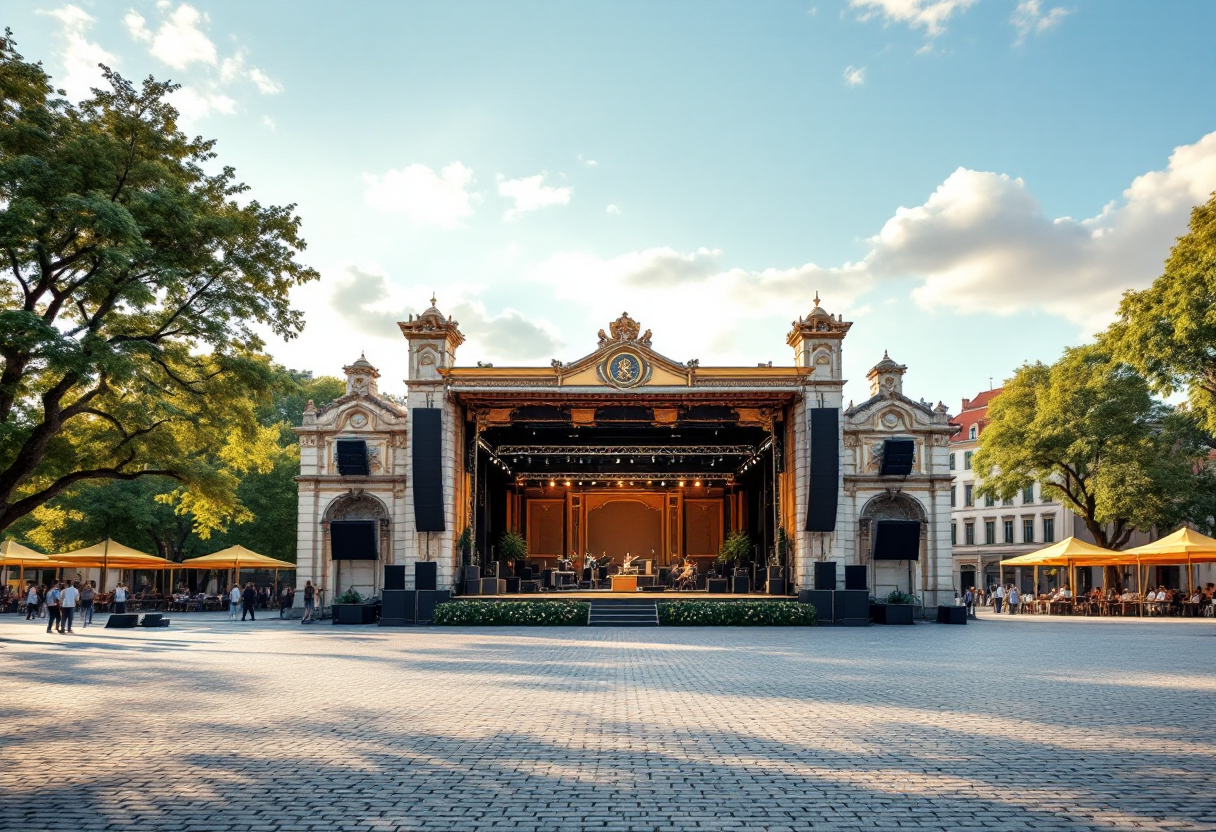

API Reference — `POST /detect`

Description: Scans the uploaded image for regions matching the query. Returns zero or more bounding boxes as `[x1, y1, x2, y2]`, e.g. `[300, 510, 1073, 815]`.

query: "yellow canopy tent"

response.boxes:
[999, 537, 1141, 608]
[180, 546, 296, 606]
[1, 539, 62, 589]
[55, 539, 171, 594]
[1122, 527, 1216, 593]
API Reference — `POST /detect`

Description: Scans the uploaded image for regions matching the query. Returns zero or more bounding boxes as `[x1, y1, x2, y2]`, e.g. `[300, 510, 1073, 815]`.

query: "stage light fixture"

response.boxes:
[591, 480, 597, 485]
[694, 480, 701, 487]
[617, 481, 623, 487]
[564, 480, 571, 486]
[549, 480, 555, 487]
[678, 480, 685, 487]
[616, 458, 621, 464]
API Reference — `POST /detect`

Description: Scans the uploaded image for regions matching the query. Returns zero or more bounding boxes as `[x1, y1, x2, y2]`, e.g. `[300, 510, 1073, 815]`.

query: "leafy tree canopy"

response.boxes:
[1105, 192, 1216, 430]
[974, 346, 1208, 549]
[0, 33, 318, 532]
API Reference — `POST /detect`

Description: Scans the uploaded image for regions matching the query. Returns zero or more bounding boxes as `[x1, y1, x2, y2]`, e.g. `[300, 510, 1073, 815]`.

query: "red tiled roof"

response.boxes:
[948, 388, 1003, 444]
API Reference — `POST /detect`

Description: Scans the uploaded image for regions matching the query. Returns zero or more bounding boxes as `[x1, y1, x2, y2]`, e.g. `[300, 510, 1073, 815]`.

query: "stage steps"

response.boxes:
[587, 599, 660, 627]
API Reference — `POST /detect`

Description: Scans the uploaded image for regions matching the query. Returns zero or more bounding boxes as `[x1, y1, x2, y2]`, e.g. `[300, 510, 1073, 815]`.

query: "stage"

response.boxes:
[454, 590, 797, 601]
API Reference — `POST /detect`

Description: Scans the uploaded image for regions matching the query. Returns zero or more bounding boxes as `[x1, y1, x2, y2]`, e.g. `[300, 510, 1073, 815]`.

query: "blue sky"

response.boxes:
[9, 1, 1216, 409]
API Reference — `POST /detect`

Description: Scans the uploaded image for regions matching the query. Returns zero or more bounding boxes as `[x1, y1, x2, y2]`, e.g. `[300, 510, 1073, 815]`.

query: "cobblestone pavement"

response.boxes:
[2, 611, 1215, 832]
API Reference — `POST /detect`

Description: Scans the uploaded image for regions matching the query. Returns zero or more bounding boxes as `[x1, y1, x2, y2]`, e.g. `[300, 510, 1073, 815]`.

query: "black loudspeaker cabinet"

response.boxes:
[799, 590, 833, 623]
[813, 561, 838, 591]
[732, 575, 751, 594]
[416, 590, 451, 623]
[463, 565, 481, 583]
[707, 578, 729, 594]
[767, 578, 787, 596]
[415, 561, 438, 591]
[463, 579, 481, 596]
[379, 590, 416, 625]
[480, 577, 503, 596]
[139, 613, 165, 628]
[105, 613, 139, 629]
[844, 565, 868, 591]
[833, 590, 870, 626]
[384, 565, 407, 591]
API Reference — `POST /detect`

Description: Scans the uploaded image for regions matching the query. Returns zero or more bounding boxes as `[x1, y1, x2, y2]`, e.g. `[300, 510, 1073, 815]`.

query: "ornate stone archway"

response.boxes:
[323, 491, 391, 597]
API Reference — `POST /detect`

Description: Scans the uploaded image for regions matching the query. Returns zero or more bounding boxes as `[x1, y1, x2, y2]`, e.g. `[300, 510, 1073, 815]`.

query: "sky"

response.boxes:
[9, 1, 1216, 410]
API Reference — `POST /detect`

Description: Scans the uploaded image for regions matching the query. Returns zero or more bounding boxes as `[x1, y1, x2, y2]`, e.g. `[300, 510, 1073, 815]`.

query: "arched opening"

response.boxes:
[324, 491, 390, 599]
[859, 492, 927, 599]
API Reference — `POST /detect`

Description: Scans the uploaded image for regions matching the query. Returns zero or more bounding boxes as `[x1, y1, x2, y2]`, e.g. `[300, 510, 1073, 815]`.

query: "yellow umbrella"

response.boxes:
[1123, 527, 1216, 594]
[179, 546, 296, 570]
[1, 539, 62, 588]
[56, 539, 171, 596]
[998, 537, 1116, 567]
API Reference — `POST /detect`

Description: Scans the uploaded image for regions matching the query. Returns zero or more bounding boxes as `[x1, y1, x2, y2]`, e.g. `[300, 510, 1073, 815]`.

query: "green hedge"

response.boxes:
[432, 600, 589, 626]
[658, 600, 817, 626]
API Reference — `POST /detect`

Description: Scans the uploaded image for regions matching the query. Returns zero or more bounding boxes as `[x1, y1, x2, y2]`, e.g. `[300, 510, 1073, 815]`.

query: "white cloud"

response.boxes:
[606, 204, 621, 215]
[851, 0, 977, 37]
[168, 86, 235, 123]
[865, 131, 1216, 330]
[498, 174, 573, 221]
[248, 67, 283, 94]
[843, 65, 866, 86]
[1011, 0, 1070, 43]
[363, 162, 479, 229]
[579, 155, 598, 167]
[125, 3, 218, 69]
[261, 115, 276, 130]
[42, 5, 118, 102]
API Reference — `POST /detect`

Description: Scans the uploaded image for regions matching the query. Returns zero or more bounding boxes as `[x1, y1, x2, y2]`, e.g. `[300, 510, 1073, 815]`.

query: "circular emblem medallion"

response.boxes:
[604, 351, 645, 388]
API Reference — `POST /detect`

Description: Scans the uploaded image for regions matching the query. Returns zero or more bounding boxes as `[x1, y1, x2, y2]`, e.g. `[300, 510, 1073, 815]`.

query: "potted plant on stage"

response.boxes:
[717, 531, 752, 593]
[870, 589, 916, 625]
[767, 529, 789, 595]
[332, 588, 378, 625]
[499, 530, 528, 587]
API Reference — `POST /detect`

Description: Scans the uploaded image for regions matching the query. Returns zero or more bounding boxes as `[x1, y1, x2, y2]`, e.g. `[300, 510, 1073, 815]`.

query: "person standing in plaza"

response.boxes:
[302, 580, 315, 624]
[79, 581, 95, 627]
[993, 583, 1005, 614]
[45, 581, 61, 634]
[1007, 585, 1020, 615]
[241, 581, 257, 621]
[229, 583, 241, 620]
[280, 584, 294, 619]
[25, 582, 39, 620]
[113, 581, 129, 614]
[963, 587, 975, 618]
[59, 580, 79, 633]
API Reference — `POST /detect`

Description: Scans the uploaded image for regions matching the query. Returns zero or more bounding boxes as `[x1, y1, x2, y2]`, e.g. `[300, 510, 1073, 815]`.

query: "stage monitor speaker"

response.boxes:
[480, 577, 502, 596]
[707, 578, 729, 594]
[732, 575, 751, 594]
[658, 567, 671, 585]
[139, 613, 165, 627]
[379, 590, 416, 625]
[330, 520, 377, 560]
[814, 561, 837, 590]
[411, 408, 446, 532]
[106, 613, 138, 629]
[844, 565, 868, 591]
[767, 578, 787, 596]
[873, 520, 922, 560]
[799, 590, 833, 623]
[415, 561, 438, 591]
[879, 438, 915, 476]
[335, 439, 370, 476]
[805, 408, 839, 532]
[833, 590, 870, 626]
[464, 579, 481, 596]
[384, 565, 406, 591]
[461, 565, 481, 583]
[416, 589, 451, 623]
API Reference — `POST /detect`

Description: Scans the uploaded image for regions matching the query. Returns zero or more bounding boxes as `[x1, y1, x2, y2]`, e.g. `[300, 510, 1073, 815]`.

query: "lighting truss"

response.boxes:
[494, 444, 753, 457]
[517, 472, 735, 486]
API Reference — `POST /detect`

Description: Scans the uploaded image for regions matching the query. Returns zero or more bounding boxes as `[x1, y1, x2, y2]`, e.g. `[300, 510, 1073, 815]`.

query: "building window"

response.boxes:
[984, 494, 995, 508]
[964, 451, 972, 470]
[1022, 484, 1034, 504]
[965, 522, 975, 545]
[1002, 496, 1014, 507]
[1043, 517, 1055, 543]
[951, 522, 957, 545]
[949, 452, 956, 470]
[969, 425, 977, 440]
[1023, 518, 1034, 543]
[984, 520, 995, 545]
[1004, 519, 1014, 544]
[964, 484, 974, 506]
[950, 486, 956, 507]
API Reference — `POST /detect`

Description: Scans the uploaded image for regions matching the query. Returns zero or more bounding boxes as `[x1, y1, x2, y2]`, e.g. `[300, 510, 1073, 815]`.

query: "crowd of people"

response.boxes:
[961, 582, 1216, 617]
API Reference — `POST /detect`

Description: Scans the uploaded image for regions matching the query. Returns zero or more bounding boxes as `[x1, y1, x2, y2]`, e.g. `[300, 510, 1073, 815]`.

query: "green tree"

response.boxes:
[1105, 192, 1216, 431]
[0, 34, 318, 532]
[974, 346, 1206, 550]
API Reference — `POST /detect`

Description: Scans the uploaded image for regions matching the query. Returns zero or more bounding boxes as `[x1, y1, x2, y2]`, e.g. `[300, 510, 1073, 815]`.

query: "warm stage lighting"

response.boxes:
[694, 480, 701, 487]
[678, 480, 685, 487]
[549, 480, 555, 487]
[564, 480, 572, 486]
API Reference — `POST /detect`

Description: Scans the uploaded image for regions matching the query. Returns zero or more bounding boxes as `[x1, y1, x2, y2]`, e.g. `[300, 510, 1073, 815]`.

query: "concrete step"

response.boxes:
[588, 599, 659, 627]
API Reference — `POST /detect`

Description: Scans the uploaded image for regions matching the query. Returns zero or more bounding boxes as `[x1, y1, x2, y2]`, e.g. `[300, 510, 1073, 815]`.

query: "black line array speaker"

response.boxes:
[873, 520, 922, 560]
[844, 564, 868, 591]
[805, 408, 839, 532]
[412, 408, 446, 532]
[379, 590, 416, 626]
[330, 520, 377, 560]
[106, 613, 138, 629]
[416, 590, 451, 623]
[335, 439, 370, 476]
[384, 565, 406, 591]
[813, 561, 837, 590]
[415, 561, 438, 591]
[879, 438, 915, 476]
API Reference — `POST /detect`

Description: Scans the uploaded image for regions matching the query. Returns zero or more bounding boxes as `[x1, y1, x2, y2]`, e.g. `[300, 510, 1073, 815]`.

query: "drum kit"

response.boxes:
[673, 557, 697, 590]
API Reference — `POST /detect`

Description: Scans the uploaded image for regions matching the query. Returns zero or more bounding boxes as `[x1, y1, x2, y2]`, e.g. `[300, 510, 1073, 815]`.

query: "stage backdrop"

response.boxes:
[585, 494, 663, 564]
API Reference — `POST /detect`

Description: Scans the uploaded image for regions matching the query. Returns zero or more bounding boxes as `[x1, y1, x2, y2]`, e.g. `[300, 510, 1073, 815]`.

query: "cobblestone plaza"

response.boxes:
[2, 614, 1214, 831]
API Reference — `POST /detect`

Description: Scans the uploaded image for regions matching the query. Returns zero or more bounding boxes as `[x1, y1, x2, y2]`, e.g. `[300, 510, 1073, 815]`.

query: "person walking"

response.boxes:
[301, 580, 315, 624]
[241, 582, 257, 621]
[1007, 585, 1020, 616]
[113, 582, 129, 614]
[79, 581, 95, 627]
[993, 583, 1005, 615]
[279, 585, 294, 619]
[45, 582, 61, 634]
[963, 587, 975, 618]
[59, 580, 79, 633]
[228, 584, 241, 620]
[25, 582, 39, 621]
